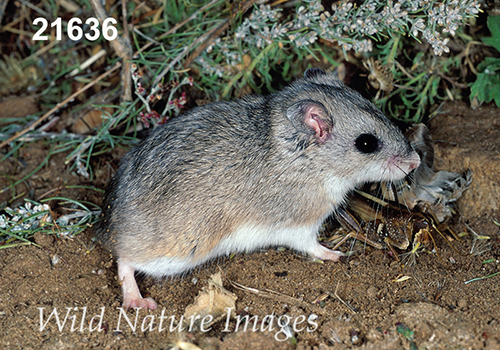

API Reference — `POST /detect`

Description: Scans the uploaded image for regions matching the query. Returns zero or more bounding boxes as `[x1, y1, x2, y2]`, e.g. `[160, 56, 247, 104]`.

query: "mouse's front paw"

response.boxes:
[123, 296, 158, 310]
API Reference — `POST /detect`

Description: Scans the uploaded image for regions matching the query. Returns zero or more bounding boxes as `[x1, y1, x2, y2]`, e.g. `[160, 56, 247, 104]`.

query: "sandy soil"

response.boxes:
[0, 101, 499, 350]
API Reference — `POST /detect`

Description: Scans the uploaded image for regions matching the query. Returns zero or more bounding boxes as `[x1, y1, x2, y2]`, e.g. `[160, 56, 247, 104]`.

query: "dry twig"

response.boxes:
[332, 281, 357, 314]
[89, 0, 133, 101]
[229, 280, 310, 308]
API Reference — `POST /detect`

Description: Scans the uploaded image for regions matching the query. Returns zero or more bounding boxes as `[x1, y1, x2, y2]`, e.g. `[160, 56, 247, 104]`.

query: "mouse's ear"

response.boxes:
[286, 100, 332, 143]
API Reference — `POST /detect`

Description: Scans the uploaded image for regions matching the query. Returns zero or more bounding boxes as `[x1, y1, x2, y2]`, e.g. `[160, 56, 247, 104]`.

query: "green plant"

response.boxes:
[0, 197, 101, 249]
[470, 15, 500, 107]
[371, 35, 465, 122]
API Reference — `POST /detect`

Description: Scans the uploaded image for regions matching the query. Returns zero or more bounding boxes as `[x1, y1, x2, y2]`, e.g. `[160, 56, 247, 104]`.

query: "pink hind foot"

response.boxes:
[308, 243, 345, 262]
[118, 259, 158, 310]
[123, 296, 158, 310]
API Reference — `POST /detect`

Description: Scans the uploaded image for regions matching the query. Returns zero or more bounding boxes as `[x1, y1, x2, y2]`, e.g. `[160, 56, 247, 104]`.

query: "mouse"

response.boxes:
[95, 68, 421, 310]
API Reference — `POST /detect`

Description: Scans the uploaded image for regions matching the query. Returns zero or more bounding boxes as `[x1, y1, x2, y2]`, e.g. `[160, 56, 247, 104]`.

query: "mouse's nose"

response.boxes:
[408, 152, 421, 171]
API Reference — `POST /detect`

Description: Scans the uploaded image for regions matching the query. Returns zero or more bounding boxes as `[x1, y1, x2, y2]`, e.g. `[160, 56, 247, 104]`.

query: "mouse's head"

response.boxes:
[273, 68, 420, 190]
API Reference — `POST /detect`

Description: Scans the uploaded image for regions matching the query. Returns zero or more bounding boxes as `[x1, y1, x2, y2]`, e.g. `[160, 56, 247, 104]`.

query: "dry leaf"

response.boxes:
[183, 272, 237, 329]
[72, 107, 113, 134]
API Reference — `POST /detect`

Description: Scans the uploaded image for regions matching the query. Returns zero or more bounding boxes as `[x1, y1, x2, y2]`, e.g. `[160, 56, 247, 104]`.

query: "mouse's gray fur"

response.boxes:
[96, 68, 420, 309]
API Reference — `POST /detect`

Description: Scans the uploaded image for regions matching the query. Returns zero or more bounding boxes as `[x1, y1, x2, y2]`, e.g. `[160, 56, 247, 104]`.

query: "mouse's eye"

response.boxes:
[355, 133, 380, 154]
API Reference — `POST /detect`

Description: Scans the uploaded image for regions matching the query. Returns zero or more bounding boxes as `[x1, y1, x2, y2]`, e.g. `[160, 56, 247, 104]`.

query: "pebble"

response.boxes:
[457, 298, 468, 309]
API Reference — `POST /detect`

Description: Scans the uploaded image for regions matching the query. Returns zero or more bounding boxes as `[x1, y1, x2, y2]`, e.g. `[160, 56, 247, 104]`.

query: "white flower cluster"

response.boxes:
[305, 0, 479, 55]
[235, 4, 282, 46]
[219, 0, 478, 57]
[0, 200, 98, 242]
[422, 0, 480, 54]
[0, 201, 51, 233]
[197, 37, 244, 77]
[195, 56, 226, 78]
[195, 0, 479, 76]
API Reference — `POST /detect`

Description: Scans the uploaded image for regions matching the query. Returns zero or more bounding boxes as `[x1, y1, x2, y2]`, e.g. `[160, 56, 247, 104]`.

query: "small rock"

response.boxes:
[457, 298, 468, 309]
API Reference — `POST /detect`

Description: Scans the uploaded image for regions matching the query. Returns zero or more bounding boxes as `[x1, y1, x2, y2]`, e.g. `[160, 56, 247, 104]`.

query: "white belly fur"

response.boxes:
[131, 217, 329, 278]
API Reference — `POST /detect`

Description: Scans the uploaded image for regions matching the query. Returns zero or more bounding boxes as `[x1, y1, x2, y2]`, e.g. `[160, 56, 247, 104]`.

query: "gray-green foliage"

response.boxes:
[193, 0, 480, 121]
[0, 198, 100, 248]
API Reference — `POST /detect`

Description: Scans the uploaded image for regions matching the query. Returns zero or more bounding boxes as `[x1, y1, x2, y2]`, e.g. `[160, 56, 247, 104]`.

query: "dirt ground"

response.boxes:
[0, 101, 499, 350]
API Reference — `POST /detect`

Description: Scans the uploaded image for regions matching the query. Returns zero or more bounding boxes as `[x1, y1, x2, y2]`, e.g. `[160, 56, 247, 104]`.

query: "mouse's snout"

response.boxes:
[407, 151, 421, 172]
